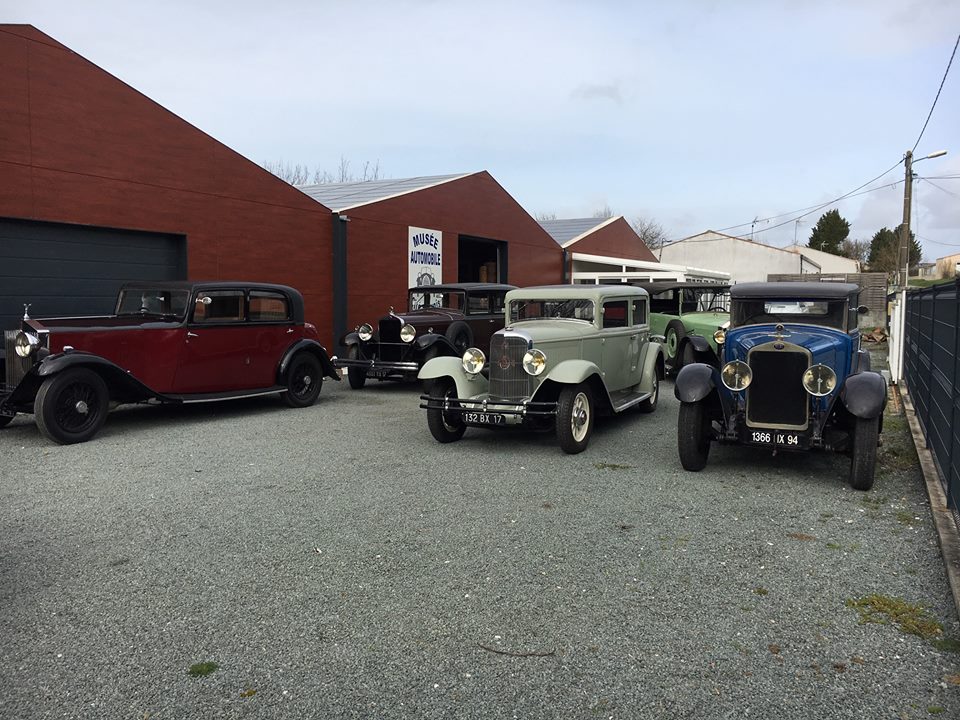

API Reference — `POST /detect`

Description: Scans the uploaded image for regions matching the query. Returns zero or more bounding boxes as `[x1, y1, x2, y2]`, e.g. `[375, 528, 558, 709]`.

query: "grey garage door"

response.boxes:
[0, 219, 187, 332]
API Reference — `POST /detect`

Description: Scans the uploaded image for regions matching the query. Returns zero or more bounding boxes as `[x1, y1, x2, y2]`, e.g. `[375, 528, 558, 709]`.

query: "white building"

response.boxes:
[784, 244, 859, 273]
[659, 231, 821, 284]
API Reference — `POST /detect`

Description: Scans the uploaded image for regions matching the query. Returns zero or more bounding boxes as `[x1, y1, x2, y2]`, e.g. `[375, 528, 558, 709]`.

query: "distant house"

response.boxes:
[538, 217, 728, 283]
[934, 253, 960, 279]
[659, 231, 821, 283]
[784, 244, 859, 274]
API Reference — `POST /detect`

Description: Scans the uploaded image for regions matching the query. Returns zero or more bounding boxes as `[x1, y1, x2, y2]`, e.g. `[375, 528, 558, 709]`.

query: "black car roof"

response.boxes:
[630, 282, 731, 293]
[408, 283, 516, 293]
[730, 282, 860, 300]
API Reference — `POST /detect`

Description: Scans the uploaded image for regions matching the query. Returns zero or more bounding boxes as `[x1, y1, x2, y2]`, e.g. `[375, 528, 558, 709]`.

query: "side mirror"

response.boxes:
[198, 296, 212, 305]
[857, 305, 869, 315]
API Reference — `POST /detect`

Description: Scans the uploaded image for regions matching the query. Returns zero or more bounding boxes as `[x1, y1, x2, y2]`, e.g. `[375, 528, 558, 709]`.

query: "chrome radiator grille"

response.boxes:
[378, 316, 402, 362]
[746, 349, 808, 428]
[4, 330, 32, 390]
[488, 334, 532, 401]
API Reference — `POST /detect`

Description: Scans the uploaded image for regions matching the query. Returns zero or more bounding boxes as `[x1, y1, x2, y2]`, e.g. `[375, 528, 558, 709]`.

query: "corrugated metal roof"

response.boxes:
[538, 217, 615, 246]
[297, 173, 471, 211]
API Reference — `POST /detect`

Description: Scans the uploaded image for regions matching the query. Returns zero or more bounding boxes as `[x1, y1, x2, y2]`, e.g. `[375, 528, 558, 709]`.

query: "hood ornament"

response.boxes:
[23, 303, 31, 320]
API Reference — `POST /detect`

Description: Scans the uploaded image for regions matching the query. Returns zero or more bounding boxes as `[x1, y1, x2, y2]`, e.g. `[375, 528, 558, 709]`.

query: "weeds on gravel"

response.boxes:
[187, 661, 219, 677]
[932, 638, 960, 654]
[845, 594, 943, 639]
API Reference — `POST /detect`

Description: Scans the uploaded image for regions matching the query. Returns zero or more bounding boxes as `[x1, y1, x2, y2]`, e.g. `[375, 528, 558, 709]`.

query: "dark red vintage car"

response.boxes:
[334, 283, 515, 389]
[0, 282, 338, 444]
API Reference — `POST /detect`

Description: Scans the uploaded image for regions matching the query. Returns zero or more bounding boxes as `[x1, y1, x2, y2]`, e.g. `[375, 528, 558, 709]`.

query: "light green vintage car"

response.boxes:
[634, 282, 730, 374]
[418, 285, 664, 454]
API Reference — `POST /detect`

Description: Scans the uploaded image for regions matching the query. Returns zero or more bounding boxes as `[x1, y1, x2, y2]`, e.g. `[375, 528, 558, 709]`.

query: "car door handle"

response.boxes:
[287, 328, 295, 334]
[187, 332, 199, 338]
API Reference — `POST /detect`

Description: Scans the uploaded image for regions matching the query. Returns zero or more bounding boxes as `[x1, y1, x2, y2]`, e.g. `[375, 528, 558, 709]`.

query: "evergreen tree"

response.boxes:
[867, 226, 922, 272]
[806, 209, 850, 255]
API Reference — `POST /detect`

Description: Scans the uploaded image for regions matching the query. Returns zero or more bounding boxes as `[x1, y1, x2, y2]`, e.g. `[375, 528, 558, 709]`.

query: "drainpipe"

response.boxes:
[332, 213, 349, 355]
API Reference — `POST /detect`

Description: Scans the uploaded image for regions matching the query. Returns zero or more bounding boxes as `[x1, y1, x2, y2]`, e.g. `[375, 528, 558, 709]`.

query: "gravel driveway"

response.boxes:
[0, 376, 957, 719]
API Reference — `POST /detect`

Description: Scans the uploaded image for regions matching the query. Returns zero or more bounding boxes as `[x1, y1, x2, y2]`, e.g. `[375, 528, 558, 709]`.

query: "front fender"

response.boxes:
[674, 362, 718, 403]
[840, 371, 887, 419]
[17, 352, 157, 404]
[414, 333, 456, 354]
[687, 335, 711, 353]
[279, 340, 339, 381]
[340, 331, 361, 347]
[542, 359, 602, 386]
[418, 356, 487, 399]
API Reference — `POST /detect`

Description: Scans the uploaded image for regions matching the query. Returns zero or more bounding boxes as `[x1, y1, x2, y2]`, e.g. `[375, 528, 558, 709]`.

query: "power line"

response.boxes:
[919, 177, 960, 198]
[714, 160, 903, 236]
[912, 32, 959, 152]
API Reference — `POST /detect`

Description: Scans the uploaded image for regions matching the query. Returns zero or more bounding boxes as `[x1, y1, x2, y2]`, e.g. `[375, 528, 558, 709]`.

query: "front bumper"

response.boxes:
[419, 393, 557, 427]
[334, 356, 420, 374]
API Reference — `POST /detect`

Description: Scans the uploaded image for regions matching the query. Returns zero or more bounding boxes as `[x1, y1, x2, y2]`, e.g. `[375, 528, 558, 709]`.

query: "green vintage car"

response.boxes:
[633, 282, 730, 374]
[418, 285, 664, 454]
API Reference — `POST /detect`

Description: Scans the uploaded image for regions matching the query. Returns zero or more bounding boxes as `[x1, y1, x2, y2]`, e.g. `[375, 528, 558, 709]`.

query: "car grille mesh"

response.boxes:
[488, 334, 532, 401]
[747, 350, 808, 427]
[4, 330, 31, 390]
[378, 316, 402, 362]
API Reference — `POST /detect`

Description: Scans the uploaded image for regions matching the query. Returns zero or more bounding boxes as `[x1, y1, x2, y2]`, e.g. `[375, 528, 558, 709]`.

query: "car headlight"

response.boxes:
[522, 349, 547, 376]
[14, 331, 39, 358]
[400, 324, 416, 343]
[720, 360, 752, 391]
[713, 329, 726, 345]
[802, 364, 837, 397]
[462, 347, 485, 375]
[357, 323, 373, 342]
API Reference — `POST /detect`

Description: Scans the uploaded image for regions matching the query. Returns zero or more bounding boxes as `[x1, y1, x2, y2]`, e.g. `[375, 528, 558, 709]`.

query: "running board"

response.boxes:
[609, 388, 651, 413]
[163, 387, 285, 404]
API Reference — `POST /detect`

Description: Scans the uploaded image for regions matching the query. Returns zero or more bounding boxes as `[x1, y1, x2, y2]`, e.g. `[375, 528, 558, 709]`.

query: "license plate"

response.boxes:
[463, 412, 506, 425]
[749, 430, 800, 447]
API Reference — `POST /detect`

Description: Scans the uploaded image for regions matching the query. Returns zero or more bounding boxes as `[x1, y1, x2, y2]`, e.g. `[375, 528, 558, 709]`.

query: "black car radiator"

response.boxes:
[746, 349, 808, 428]
[488, 334, 532, 401]
[378, 316, 403, 362]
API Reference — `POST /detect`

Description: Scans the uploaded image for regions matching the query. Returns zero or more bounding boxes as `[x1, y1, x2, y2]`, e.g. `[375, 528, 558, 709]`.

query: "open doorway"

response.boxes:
[458, 235, 507, 283]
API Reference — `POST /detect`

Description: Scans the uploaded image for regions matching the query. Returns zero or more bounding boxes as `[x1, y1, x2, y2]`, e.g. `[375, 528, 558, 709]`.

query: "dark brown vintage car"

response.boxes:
[0, 282, 339, 444]
[334, 283, 515, 389]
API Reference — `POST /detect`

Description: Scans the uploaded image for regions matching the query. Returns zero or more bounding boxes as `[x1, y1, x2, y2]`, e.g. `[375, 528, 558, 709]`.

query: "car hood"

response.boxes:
[390, 309, 463, 326]
[725, 324, 853, 374]
[25, 315, 183, 331]
[505, 320, 596, 342]
[678, 311, 729, 333]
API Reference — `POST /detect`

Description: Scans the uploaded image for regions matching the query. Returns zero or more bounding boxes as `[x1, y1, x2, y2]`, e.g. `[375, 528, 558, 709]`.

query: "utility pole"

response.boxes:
[898, 150, 913, 289]
[794, 218, 803, 245]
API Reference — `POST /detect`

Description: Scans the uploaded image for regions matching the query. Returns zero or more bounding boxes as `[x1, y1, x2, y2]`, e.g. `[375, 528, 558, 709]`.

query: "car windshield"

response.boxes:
[509, 298, 595, 323]
[408, 290, 465, 311]
[731, 299, 847, 329]
[651, 288, 730, 314]
[116, 289, 190, 319]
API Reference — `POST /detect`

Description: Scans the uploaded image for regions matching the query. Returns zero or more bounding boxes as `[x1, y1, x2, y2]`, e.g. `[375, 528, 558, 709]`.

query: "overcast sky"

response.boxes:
[6, 0, 960, 259]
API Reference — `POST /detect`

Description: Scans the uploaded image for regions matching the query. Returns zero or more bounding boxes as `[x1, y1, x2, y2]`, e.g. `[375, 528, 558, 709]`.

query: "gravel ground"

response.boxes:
[0, 371, 957, 719]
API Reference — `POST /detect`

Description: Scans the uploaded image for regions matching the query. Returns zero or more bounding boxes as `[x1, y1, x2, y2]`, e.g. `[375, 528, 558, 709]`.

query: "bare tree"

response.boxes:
[840, 238, 870, 266]
[264, 157, 383, 186]
[535, 212, 557, 222]
[592, 204, 614, 219]
[630, 216, 669, 251]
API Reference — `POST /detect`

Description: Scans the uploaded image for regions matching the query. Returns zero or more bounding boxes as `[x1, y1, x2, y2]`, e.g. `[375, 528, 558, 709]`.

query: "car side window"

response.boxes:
[602, 300, 629, 329]
[193, 290, 245, 323]
[467, 294, 490, 314]
[491, 293, 506, 314]
[632, 298, 648, 326]
[249, 291, 290, 322]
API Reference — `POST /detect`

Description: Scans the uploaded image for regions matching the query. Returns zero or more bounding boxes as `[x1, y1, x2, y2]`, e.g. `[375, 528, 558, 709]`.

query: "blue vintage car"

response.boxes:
[673, 282, 886, 490]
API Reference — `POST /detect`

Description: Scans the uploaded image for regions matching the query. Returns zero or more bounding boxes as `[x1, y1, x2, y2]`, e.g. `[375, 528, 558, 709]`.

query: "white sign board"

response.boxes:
[409, 226, 442, 287]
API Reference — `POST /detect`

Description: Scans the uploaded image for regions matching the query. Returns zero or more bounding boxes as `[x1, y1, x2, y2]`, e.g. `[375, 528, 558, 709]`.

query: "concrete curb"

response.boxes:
[899, 384, 960, 621]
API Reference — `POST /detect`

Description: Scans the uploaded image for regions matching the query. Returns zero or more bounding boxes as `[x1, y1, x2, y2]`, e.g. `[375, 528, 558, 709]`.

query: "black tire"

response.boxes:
[556, 383, 594, 454]
[637, 365, 660, 413]
[281, 353, 323, 408]
[34, 368, 109, 445]
[346, 346, 366, 390]
[445, 322, 474, 355]
[426, 377, 466, 443]
[849, 416, 879, 491]
[0, 412, 15, 428]
[664, 320, 687, 374]
[678, 400, 711, 471]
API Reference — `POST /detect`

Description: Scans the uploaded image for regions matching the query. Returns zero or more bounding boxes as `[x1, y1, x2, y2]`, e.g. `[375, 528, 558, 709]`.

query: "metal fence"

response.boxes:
[903, 279, 960, 518]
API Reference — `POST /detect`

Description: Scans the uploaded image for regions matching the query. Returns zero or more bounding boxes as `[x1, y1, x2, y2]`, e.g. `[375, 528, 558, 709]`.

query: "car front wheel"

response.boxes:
[347, 346, 367, 390]
[282, 353, 323, 408]
[677, 400, 711, 471]
[556, 384, 594, 454]
[426, 377, 466, 443]
[34, 368, 109, 444]
[849, 416, 879, 491]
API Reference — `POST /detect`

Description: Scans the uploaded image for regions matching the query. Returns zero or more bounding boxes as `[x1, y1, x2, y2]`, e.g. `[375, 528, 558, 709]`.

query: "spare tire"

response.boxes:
[445, 321, 473, 354]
